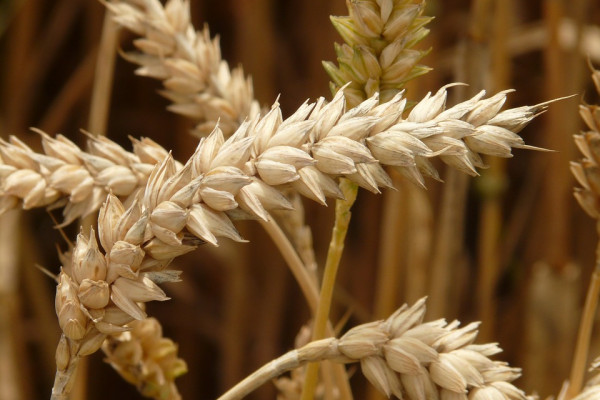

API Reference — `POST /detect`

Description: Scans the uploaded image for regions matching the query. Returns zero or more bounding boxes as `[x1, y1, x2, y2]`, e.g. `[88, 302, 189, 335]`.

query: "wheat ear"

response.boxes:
[0, 131, 174, 225]
[218, 298, 528, 400]
[323, 0, 432, 106]
[0, 88, 552, 225]
[104, 0, 260, 137]
[567, 65, 600, 400]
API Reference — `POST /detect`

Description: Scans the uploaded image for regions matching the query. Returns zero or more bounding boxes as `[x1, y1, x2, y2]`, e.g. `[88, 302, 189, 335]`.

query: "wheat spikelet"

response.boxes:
[571, 67, 600, 219]
[0, 131, 173, 225]
[104, 0, 260, 137]
[218, 298, 528, 400]
[51, 192, 188, 399]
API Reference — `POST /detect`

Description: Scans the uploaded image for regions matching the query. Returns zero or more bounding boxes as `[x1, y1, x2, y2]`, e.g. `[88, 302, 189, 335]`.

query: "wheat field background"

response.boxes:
[1, 0, 600, 399]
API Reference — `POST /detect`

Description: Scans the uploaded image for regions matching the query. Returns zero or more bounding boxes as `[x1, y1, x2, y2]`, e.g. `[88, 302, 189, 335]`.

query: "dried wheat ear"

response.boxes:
[219, 298, 531, 400]
[1, 86, 551, 227]
[105, 0, 260, 137]
[569, 66, 600, 400]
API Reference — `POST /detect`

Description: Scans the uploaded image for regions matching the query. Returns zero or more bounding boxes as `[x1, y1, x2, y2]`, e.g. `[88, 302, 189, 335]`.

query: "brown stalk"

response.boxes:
[87, 7, 120, 137]
[39, 49, 96, 134]
[475, 0, 512, 341]
[522, 1, 580, 393]
[565, 224, 600, 398]
[70, 7, 120, 399]
[222, 248, 250, 392]
[429, 0, 492, 321]
[0, 1, 40, 399]
[372, 170, 405, 321]
[6, 0, 81, 133]
[0, 211, 30, 400]
[404, 182, 433, 304]
[427, 167, 470, 319]
[542, 0, 571, 270]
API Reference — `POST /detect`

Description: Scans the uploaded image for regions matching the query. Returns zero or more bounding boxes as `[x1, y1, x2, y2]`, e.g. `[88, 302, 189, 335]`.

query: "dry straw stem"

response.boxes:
[218, 298, 529, 400]
[570, 358, 600, 400]
[104, 0, 261, 137]
[567, 66, 600, 400]
[474, 0, 512, 342]
[41, 84, 555, 398]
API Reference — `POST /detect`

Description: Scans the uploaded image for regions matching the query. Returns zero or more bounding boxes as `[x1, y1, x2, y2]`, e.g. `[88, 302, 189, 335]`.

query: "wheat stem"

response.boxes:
[373, 171, 405, 319]
[87, 5, 120, 136]
[428, 168, 469, 318]
[260, 213, 353, 400]
[565, 224, 600, 399]
[51, 353, 80, 400]
[219, 339, 338, 400]
[301, 178, 358, 400]
[259, 215, 319, 313]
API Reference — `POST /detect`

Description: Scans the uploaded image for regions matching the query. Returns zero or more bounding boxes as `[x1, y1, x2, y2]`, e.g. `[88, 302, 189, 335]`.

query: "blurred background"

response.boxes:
[1, 0, 600, 398]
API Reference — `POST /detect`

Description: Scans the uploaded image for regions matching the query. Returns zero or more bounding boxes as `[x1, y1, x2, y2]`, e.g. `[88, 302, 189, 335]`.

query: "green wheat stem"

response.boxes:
[301, 178, 359, 400]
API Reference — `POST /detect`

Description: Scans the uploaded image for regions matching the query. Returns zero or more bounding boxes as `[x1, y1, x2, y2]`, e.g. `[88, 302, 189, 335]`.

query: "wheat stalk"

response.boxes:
[218, 298, 528, 400]
[570, 357, 600, 400]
